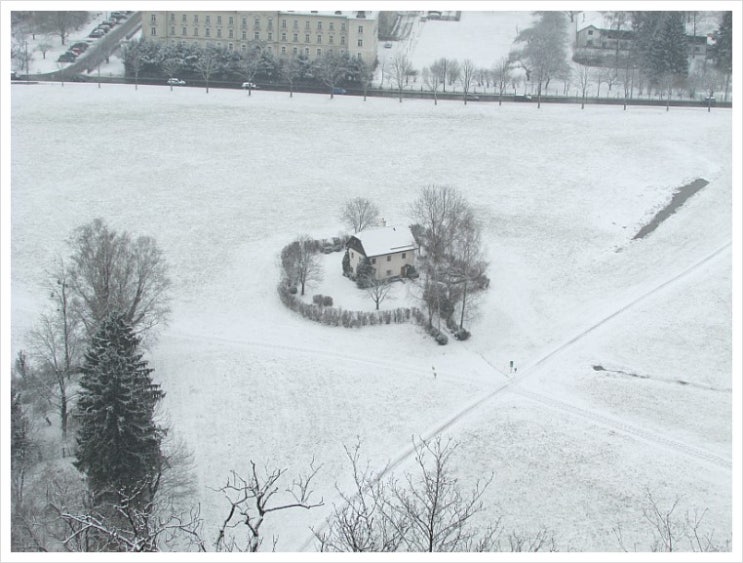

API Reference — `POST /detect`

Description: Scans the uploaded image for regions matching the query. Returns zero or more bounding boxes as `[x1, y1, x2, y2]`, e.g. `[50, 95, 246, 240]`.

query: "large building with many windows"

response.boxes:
[141, 10, 378, 66]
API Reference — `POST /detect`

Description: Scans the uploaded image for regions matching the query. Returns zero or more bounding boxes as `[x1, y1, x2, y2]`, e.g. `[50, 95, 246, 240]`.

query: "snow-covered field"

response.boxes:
[8, 79, 734, 552]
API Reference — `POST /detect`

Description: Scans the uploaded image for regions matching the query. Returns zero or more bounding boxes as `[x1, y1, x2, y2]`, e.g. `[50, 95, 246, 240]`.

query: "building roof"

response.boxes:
[352, 225, 417, 258]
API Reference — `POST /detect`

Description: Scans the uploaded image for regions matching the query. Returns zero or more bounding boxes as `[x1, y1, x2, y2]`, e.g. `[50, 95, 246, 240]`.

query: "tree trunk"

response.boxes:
[459, 281, 468, 329]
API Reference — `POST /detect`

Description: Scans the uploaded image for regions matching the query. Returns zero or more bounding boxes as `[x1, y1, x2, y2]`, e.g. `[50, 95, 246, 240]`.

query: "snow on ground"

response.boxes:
[9, 77, 733, 552]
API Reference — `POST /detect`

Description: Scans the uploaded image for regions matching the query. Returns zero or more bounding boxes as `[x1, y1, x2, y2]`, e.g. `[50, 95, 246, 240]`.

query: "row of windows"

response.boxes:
[153, 13, 362, 33]
[164, 38, 363, 59]
[158, 26, 361, 46]
[349, 250, 407, 263]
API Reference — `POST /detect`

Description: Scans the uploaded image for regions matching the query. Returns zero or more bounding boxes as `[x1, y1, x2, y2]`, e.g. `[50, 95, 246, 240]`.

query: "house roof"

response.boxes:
[351, 225, 418, 258]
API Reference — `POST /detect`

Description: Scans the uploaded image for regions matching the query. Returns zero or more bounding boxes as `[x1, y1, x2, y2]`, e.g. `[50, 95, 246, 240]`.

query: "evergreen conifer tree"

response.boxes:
[74, 312, 165, 508]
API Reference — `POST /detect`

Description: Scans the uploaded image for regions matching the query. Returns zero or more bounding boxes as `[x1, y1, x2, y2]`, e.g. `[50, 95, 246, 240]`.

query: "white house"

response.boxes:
[346, 225, 418, 281]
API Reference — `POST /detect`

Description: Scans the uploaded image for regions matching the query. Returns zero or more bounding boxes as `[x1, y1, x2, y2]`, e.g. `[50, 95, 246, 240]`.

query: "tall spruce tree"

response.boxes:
[633, 12, 689, 86]
[711, 11, 732, 101]
[75, 313, 164, 507]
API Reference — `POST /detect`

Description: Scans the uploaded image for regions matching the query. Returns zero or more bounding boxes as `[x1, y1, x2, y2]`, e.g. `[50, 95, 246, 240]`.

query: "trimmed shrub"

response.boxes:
[435, 333, 448, 345]
[454, 328, 471, 341]
[323, 296, 333, 307]
[313, 294, 324, 305]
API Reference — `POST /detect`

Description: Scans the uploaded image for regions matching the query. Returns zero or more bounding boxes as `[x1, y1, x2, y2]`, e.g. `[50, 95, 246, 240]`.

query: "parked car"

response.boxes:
[384, 42, 393, 48]
[102, 19, 116, 27]
[97, 24, 111, 33]
[89, 29, 105, 38]
[514, 94, 533, 102]
[241, 81, 258, 89]
[57, 51, 77, 63]
[332, 87, 347, 95]
[70, 42, 89, 51]
[71, 74, 88, 82]
[167, 78, 186, 86]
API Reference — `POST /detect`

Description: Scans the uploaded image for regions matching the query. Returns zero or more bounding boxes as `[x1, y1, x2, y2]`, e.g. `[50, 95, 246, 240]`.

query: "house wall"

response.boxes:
[348, 248, 415, 280]
[142, 10, 377, 66]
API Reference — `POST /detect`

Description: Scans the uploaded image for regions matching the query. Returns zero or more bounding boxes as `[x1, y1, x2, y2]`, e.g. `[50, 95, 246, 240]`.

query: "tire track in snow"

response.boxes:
[511, 387, 730, 469]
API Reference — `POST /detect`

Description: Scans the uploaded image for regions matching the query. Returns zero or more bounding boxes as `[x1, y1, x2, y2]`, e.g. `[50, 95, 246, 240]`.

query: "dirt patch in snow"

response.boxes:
[632, 178, 709, 240]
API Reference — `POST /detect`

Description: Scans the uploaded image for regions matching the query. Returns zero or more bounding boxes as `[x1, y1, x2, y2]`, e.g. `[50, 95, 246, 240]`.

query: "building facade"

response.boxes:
[141, 10, 378, 66]
[347, 225, 418, 281]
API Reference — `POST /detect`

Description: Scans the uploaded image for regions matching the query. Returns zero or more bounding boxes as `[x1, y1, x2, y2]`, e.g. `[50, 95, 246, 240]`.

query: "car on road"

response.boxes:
[70, 42, 89, 52]
[71, 75, 88, 82]
[514, 94, 533, 102]
[89, 29, 105, 38]
[332, 87, 347, 95]
[57, 51, 77, 63]
[241, 81, 258, 89]
[167, 78, 186, 86]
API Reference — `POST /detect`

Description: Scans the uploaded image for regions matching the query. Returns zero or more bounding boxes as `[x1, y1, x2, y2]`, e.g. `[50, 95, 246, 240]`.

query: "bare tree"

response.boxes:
[293, 235, 323, 296]
[236, 41, 264, 96]
[511, 12, 570, 108]
[27, 267, 83, 438]
[340, 197, 380, 234]
[215, 460, 323, 552]
[461, 59, 476, 104]
[161, 58, 182, 91]
[318, 437, 504, 552]
[195, 46, 220, 93]
[422, 66, 442, 105]
[314, 51, 349, 99]
[613, 490, 729, 552]
[357, 59, 374, 101]
[493, 57, 511, 106]
[36, 39, 52, 60]
[37, 11, 88, 46]
[388, 53, 413, 102]
[576, 63, 592, 109]
[446, 59, 461, 92]
[65, 218, 171, 338]
[448, 210, 487, 331]
[314, 441, 407, 552]
[281, 55, 302, 98]
[431, 58, 449, 92]
[366, 277, 393, 311]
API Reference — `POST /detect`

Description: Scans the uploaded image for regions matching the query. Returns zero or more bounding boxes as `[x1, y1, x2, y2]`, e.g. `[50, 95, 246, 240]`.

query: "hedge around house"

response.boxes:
[277, 237, 445, 344]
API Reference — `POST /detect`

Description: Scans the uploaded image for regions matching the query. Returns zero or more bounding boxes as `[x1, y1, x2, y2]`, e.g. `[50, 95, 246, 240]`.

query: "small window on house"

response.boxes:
[293, 33, 298, 41]
[255, 31, 260, 40]
[358, 39, 363, 47]
[217, 15, 222, 25]
[293, 47, 298, 54]
[151, 27, 157, 36]
[281, 46, 286, 54]
[151, 14, 156, 23]
[329, 22, 334, 31]
[317, 35, 322, 43]
[205, 28, 210, 37]
[387, 255, 391, 262]
[371, 258, 376, 264]
[205, 15, 210, 25]
[305, 34, 310, 43]
[329, 35, 334, 44]
[350, 251, 354, 258]
[306, 21, 310, 30]
[242, 31, 246, 40]
[182, 27, 187, 35]
[217, 28, 222, 38]
[242, 17, 247, 28]
[282, 19, 286, 29]
[182, 14, 187, 23]
[229, 29, 233, 38]
[386, 270, 392, 276]
[228, 43, 233, 50]
[282, 33, 286, 41]
[318, 21, 322, 30]
[401, 253, 406, 259]
[358, 25, 363, 33]
[193, 14, 198, 23]
[588, 29, 594, 35]
[229, 16, 233, 25]
[268, 32, 272, 40]
[317, 48, 322, 56]
[171, 26, 175, 35]
[169, 13, 175, 22]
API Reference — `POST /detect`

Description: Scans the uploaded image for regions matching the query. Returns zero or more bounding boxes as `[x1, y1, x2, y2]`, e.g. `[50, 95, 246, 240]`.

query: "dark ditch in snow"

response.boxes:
[592, 364, 729, 392]
[632, 178, 709, 240]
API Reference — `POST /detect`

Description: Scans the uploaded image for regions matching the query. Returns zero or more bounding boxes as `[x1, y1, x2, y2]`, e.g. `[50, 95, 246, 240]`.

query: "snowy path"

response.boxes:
[297, 240, 732, 550]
